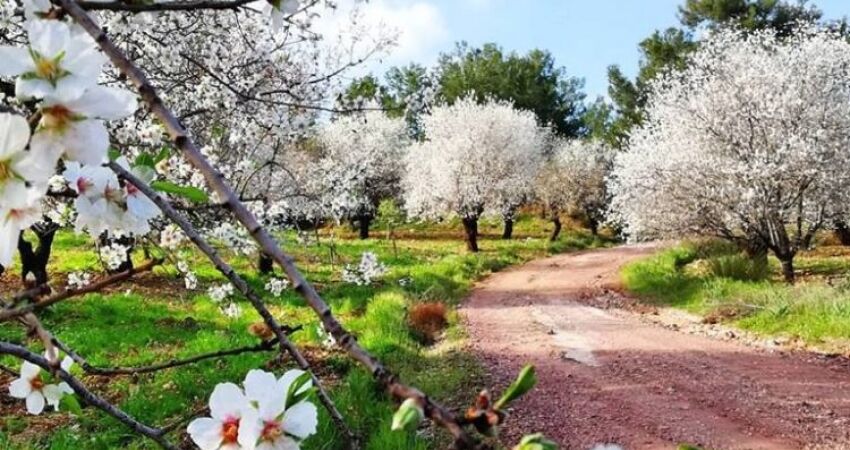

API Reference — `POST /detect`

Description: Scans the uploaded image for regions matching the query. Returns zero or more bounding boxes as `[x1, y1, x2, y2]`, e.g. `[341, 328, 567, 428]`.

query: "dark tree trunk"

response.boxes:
[550, 217, 562, 242]
[741, 235, 769, 266]
[358, 216, 371, 240]
[502, 218, 514, 240]
[779, 257, 795, 284]
[462, 217, 479, 253]
[258, 253, 274, 274]
[588, 218, 599, 236]
[18, 223, 59, 287]
[835, 221, 850, 246]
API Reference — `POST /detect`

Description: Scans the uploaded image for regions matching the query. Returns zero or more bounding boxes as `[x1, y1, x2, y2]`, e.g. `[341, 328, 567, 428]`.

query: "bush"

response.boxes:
[691, 238, 739, 259]
[706, 254, 769, 281]
[408, 302, 448, 344]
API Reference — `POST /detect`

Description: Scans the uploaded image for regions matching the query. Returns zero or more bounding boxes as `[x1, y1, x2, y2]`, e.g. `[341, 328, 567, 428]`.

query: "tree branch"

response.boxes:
[58, 1, 479, 446]
[0, 341, 178, 450]
[77, 0, 254, 12]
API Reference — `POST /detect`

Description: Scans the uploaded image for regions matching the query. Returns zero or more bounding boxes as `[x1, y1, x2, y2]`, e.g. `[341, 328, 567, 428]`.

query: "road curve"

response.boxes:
[462, 244, 850, 450]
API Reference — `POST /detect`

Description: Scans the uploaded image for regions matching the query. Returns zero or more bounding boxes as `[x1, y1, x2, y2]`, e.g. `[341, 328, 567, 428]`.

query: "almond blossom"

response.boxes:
[187, 383, 260, 450]
[8, 356, 74, 415]
[0, 19, 106, 101]
[31, 86, 138, 165]
[243, 369, 317, 450]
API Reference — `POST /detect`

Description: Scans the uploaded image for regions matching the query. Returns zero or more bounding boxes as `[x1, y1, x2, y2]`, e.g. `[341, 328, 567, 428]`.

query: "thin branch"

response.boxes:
[0, 259, 162, 322]
[56, 1, 479, 447]
[53, 334, 293, 376]
[108, 162, 355, 445]
[77, 0, 254, 12]
[0, 341, 178, 450]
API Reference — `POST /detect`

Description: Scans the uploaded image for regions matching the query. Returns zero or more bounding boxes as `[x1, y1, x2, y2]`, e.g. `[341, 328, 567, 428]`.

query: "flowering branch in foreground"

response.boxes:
[54, 0, 485, 446]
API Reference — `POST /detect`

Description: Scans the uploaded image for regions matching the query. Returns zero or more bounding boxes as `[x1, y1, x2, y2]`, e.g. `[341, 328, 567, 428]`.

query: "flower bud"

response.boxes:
[391, 397, 424, 432]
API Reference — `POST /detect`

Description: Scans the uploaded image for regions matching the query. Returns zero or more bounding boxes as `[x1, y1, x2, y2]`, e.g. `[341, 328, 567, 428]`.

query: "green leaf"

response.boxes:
[286, 371, 315, 408]
[154, 147, 173, 164]
[59, 394, 83, 416]
[151, 181, 209, 203]
[108, 148, 122, 162]
[513, 433, 558, 450]
[134, 153, 157, 169]
[391, 398, 423, 432]
[677, 445, 703, 450]
[495, 364, 536, 410]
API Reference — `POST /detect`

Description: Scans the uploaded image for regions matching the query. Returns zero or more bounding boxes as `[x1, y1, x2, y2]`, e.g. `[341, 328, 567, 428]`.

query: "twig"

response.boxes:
[53, 335, 288, 376]
[0, 341, 178, 450]
[0, 259, 162, 321]
[77, 0, 254, 12]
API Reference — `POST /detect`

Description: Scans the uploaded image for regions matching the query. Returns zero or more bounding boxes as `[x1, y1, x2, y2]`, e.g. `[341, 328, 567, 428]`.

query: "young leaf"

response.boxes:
[513, 433, 557, 450]
[286, 371, 315, 408]
[391, 397, 424, 432]
[59, 394, 83, 416]
[495, 364, 536, 410]
[151, 181, 209, 203]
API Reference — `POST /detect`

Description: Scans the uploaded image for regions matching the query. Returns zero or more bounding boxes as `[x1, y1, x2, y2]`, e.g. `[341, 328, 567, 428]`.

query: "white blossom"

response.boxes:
[265, 278, 289, 297]
[342, 252, 387, 286]
[67, 271, 92, 289]
[8, 356, 74, 415]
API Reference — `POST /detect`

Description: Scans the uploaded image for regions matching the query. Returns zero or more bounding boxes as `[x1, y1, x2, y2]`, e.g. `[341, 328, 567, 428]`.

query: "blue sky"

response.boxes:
[355, 0, 850, 99]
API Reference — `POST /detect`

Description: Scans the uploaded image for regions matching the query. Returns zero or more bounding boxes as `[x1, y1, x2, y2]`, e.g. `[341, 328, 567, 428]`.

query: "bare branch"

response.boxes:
[0, 341, 178, 450]
[77, 0, 254, 12]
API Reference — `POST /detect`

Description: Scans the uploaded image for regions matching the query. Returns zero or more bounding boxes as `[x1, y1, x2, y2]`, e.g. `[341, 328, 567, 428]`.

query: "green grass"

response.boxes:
[621, 240, 850, 349]
[0, 214, 607, 450]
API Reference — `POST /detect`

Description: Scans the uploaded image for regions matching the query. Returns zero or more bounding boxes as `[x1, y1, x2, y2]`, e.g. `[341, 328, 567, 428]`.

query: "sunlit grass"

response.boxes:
[622, 239, 850, 349]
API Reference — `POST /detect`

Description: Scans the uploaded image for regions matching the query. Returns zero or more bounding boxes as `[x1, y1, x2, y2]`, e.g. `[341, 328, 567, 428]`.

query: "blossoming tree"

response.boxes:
[608, 26, 850, 283]
[402, 96, 547, 251]
[0, 0, 547, 448]
[314, 110, 411, 239]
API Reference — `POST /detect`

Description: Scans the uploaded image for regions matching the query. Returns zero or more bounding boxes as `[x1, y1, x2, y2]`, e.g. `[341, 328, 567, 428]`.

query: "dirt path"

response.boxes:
[462, 244, 850, 450]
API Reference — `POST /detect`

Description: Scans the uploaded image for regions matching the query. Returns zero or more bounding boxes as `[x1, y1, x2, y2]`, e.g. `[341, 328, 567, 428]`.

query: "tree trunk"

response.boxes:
[462, 217, 479, 253]
[258, 253, 274, 274]
[742, 235, 769, 266]
[550, 217, 562, 242]
[588, 218, 599, 236]
[779, 257, 795, 284]
[502, 218, 514, 240]
[835, 221, 850, 246]
[358, 216, 371, 240]
[19, 224, 59, 287]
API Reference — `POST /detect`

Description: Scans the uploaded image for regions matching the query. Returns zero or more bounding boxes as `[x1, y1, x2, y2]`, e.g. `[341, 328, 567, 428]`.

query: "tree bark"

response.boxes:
[550, 217, 562, 242]
[358, 215, 371, 240]
[779, 257, 795, 284]
[835, 221, 850, 246]
[741, 235, 769, 266]
[462, 217, 479, 253]
[501, 218, 514, 240]
[588, 218, 599, 236]
[19, 224, 59, 287]
[258, 253, 274, 274]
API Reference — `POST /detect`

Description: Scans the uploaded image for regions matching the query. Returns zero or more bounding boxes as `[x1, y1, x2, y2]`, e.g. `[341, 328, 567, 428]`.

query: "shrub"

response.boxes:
[706, 254, 769, 281]
[408, 302, 448, 344]
[691, 238, 739, 259]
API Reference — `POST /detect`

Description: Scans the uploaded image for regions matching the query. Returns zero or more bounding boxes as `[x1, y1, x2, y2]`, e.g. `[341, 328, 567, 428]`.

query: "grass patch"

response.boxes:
[622, 239, 850, 349]
[0, 214, 607, 449]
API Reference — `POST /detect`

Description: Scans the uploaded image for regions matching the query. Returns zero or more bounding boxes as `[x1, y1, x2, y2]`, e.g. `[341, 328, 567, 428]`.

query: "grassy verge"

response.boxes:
[0, 214, 606, 450]
[621, 239, 850, 351]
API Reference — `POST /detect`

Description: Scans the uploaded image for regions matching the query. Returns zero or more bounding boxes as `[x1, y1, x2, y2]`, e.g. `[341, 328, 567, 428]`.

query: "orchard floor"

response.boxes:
[463, 244, 850, 450]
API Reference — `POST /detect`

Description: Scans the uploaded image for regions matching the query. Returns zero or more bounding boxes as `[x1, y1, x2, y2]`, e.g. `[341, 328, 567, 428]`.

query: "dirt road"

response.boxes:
[462, 244, 850, 450]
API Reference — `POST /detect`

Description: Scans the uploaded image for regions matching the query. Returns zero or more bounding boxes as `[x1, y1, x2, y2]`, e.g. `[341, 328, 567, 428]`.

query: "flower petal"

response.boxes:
[66, 86, 137, 120]
[0, 113, 31, 158]
[187, 417, 223, 450]
[243, 369, 278, 404]
[8, 378, 32, 399]
[237, 408, 261, 449]
[25, 391, 46, 415]
[26, 19, 70, 58]
[42, 384, 66, 409]
[20, 361, 41, 379]
[281, 401, 317, 439]
[60, 120, 110, 165]
[208, 382, 248, 421]
[0, 47, 32, 77]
